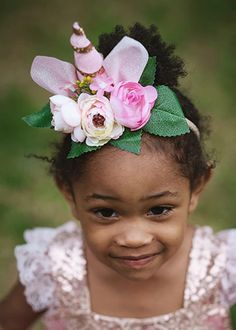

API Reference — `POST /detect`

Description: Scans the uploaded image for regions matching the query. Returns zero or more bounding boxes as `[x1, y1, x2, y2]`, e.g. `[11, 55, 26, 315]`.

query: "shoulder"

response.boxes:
[15, 221, 85, 312]
[193, 225, 236, 254]
[192, 226, 236, 306]
[194, 226, 236, 269]
[216, 228, 236, 249]
[216, 228, 236, 306]
[214, 228, 236, 275]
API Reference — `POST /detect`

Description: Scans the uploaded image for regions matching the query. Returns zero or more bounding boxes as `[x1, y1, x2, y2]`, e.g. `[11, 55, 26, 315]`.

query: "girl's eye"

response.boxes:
[94, 208, 118, 218]
[147, 206, 172, 217]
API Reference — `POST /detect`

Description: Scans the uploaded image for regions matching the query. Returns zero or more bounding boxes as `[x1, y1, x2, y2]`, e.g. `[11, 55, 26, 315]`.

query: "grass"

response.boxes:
[0, 0, 235, 328]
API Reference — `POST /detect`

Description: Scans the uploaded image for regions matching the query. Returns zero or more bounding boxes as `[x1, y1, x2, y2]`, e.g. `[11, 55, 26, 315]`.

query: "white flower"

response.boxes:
[50, 95, 84, 142]
[77, 93, 124, 147]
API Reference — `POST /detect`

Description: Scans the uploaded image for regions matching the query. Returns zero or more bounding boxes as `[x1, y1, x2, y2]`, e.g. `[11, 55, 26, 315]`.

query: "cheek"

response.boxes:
[80, 220, 114, 256]
[75, 208, 108, 253]
[162, 204, 189, 246]
[155, 221, 186, 251]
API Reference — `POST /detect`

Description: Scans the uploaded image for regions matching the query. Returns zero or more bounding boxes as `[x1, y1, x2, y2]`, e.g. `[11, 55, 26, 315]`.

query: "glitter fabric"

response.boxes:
[30, 56, 77, 96]
[15, 222, 236, 330]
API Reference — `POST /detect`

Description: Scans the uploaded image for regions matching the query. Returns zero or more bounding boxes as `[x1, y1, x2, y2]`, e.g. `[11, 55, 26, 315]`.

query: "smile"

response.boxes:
[111, 252, 161, 269]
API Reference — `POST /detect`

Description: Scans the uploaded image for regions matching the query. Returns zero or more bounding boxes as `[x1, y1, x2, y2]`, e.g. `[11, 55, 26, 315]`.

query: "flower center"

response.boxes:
[126, 90, 141, 105]
[93, 114, 105, 127]
[98, 81, 107, 89]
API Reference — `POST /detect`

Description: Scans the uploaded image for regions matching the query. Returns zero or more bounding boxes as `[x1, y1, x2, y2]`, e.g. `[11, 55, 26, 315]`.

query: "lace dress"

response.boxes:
[15, 221, 236, 330]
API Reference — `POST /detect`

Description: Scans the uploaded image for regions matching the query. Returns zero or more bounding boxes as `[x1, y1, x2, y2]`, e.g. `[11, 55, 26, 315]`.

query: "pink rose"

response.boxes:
[110, 81, 157, 130]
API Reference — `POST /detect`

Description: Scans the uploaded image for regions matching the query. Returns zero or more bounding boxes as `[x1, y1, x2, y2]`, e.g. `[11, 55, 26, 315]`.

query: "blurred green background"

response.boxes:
[0, 0, 235, 328]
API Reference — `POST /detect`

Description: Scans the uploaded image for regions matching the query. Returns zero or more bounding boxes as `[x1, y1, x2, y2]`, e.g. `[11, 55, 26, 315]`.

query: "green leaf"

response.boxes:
[68, 129, 143, 158]
[67, 141, 99, 159]
[139, 56, 156, 86]
[109, 128, 142, 154]
[22, 103, 52, 128]
[143, 85, 190, 136]
[230, 305, 236, 330]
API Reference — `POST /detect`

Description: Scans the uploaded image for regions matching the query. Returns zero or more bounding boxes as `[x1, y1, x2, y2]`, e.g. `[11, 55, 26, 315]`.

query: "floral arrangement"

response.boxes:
[23, 22, 192, 158]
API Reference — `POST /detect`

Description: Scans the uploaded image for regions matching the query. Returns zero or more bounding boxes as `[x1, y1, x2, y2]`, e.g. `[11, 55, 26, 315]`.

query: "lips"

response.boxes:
[114, 252, 158, 260]
[111, 251, 161, 269]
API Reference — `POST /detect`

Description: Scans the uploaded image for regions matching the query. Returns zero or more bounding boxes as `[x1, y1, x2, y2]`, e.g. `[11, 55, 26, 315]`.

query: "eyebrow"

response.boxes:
[85, 191, 178, 202]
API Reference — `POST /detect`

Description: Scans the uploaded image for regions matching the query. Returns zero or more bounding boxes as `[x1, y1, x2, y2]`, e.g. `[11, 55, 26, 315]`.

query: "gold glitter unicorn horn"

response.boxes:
[70, 22, 103, 79]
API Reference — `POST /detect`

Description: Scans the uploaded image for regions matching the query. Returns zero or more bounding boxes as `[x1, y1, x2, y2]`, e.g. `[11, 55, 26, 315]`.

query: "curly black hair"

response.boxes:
[49, 23, 214, 192]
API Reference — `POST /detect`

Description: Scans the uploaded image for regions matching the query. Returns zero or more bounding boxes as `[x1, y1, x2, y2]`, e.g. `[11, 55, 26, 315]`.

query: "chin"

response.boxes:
[108, 257, 162, 281]
[115, 267, 158, 281]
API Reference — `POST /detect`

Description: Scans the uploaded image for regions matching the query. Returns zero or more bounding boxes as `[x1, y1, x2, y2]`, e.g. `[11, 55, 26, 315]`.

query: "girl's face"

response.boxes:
[64, 145, 203, 281]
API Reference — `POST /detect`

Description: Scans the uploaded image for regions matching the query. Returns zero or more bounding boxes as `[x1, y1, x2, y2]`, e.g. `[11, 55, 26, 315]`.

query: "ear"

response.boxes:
[57, 182, 79, 220]
[189, 167, 213, 213]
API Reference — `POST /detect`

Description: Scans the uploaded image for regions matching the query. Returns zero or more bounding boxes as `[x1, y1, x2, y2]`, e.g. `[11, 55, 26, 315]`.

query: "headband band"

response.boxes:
[185, 119, 200, 139]
[23, 22, 200, 158]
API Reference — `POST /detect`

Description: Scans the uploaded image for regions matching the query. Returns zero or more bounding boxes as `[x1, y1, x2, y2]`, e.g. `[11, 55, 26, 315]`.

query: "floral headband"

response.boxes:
[23, 22, 200, 158]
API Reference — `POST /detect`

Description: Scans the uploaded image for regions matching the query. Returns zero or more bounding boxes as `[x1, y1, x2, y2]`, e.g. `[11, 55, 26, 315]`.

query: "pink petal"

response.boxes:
[53, 112, 72, 133]
[96, 90, 105, 97]
[110, 123, 124, 139]
[131, 107, 152, 131]
[110, 96, 124, 117]
[111, 97, 138, 128]
[144, 86, 158, 103]
[89, 81, 98, 90]
[86, 136, 104, 147]
[50, 95, 72, 113]
[31, 56, 77, 96]
[122, 105, 144, 127]
[103, 36, 148, 84]
[61, 102, 81, 127]
[71, 126, 86, 143]
[105, 85, 114, 93]
[78, 93, 90, 102]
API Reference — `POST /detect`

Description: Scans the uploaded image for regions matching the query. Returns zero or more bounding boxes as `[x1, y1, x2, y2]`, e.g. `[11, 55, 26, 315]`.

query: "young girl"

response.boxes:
[0, 22, 235, 330]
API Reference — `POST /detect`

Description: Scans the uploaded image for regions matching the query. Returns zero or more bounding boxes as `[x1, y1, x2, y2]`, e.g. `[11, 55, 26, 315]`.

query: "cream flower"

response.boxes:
[77, 93, 124, 147]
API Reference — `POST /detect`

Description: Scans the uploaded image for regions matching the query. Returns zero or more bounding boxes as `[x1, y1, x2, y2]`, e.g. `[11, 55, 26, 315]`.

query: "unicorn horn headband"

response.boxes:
[23, 22, 200, 158]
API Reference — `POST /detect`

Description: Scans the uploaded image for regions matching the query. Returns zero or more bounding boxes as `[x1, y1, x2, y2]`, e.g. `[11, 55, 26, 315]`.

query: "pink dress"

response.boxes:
[15, 221, 236, 330]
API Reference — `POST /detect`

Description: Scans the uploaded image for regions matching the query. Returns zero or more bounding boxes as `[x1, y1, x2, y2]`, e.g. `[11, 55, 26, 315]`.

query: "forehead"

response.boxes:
[74, 145, 190, 199]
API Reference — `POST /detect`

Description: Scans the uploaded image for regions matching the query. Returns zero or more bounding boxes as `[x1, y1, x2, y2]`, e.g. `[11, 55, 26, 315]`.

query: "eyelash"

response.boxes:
[93, 208, 118, 219]
[147, 206, 173, 217]
[92, 206, 173, 220]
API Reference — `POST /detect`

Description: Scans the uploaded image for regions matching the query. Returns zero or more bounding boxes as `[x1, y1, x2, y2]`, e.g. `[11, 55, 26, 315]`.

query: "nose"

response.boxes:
[114, 224, 153, 248]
